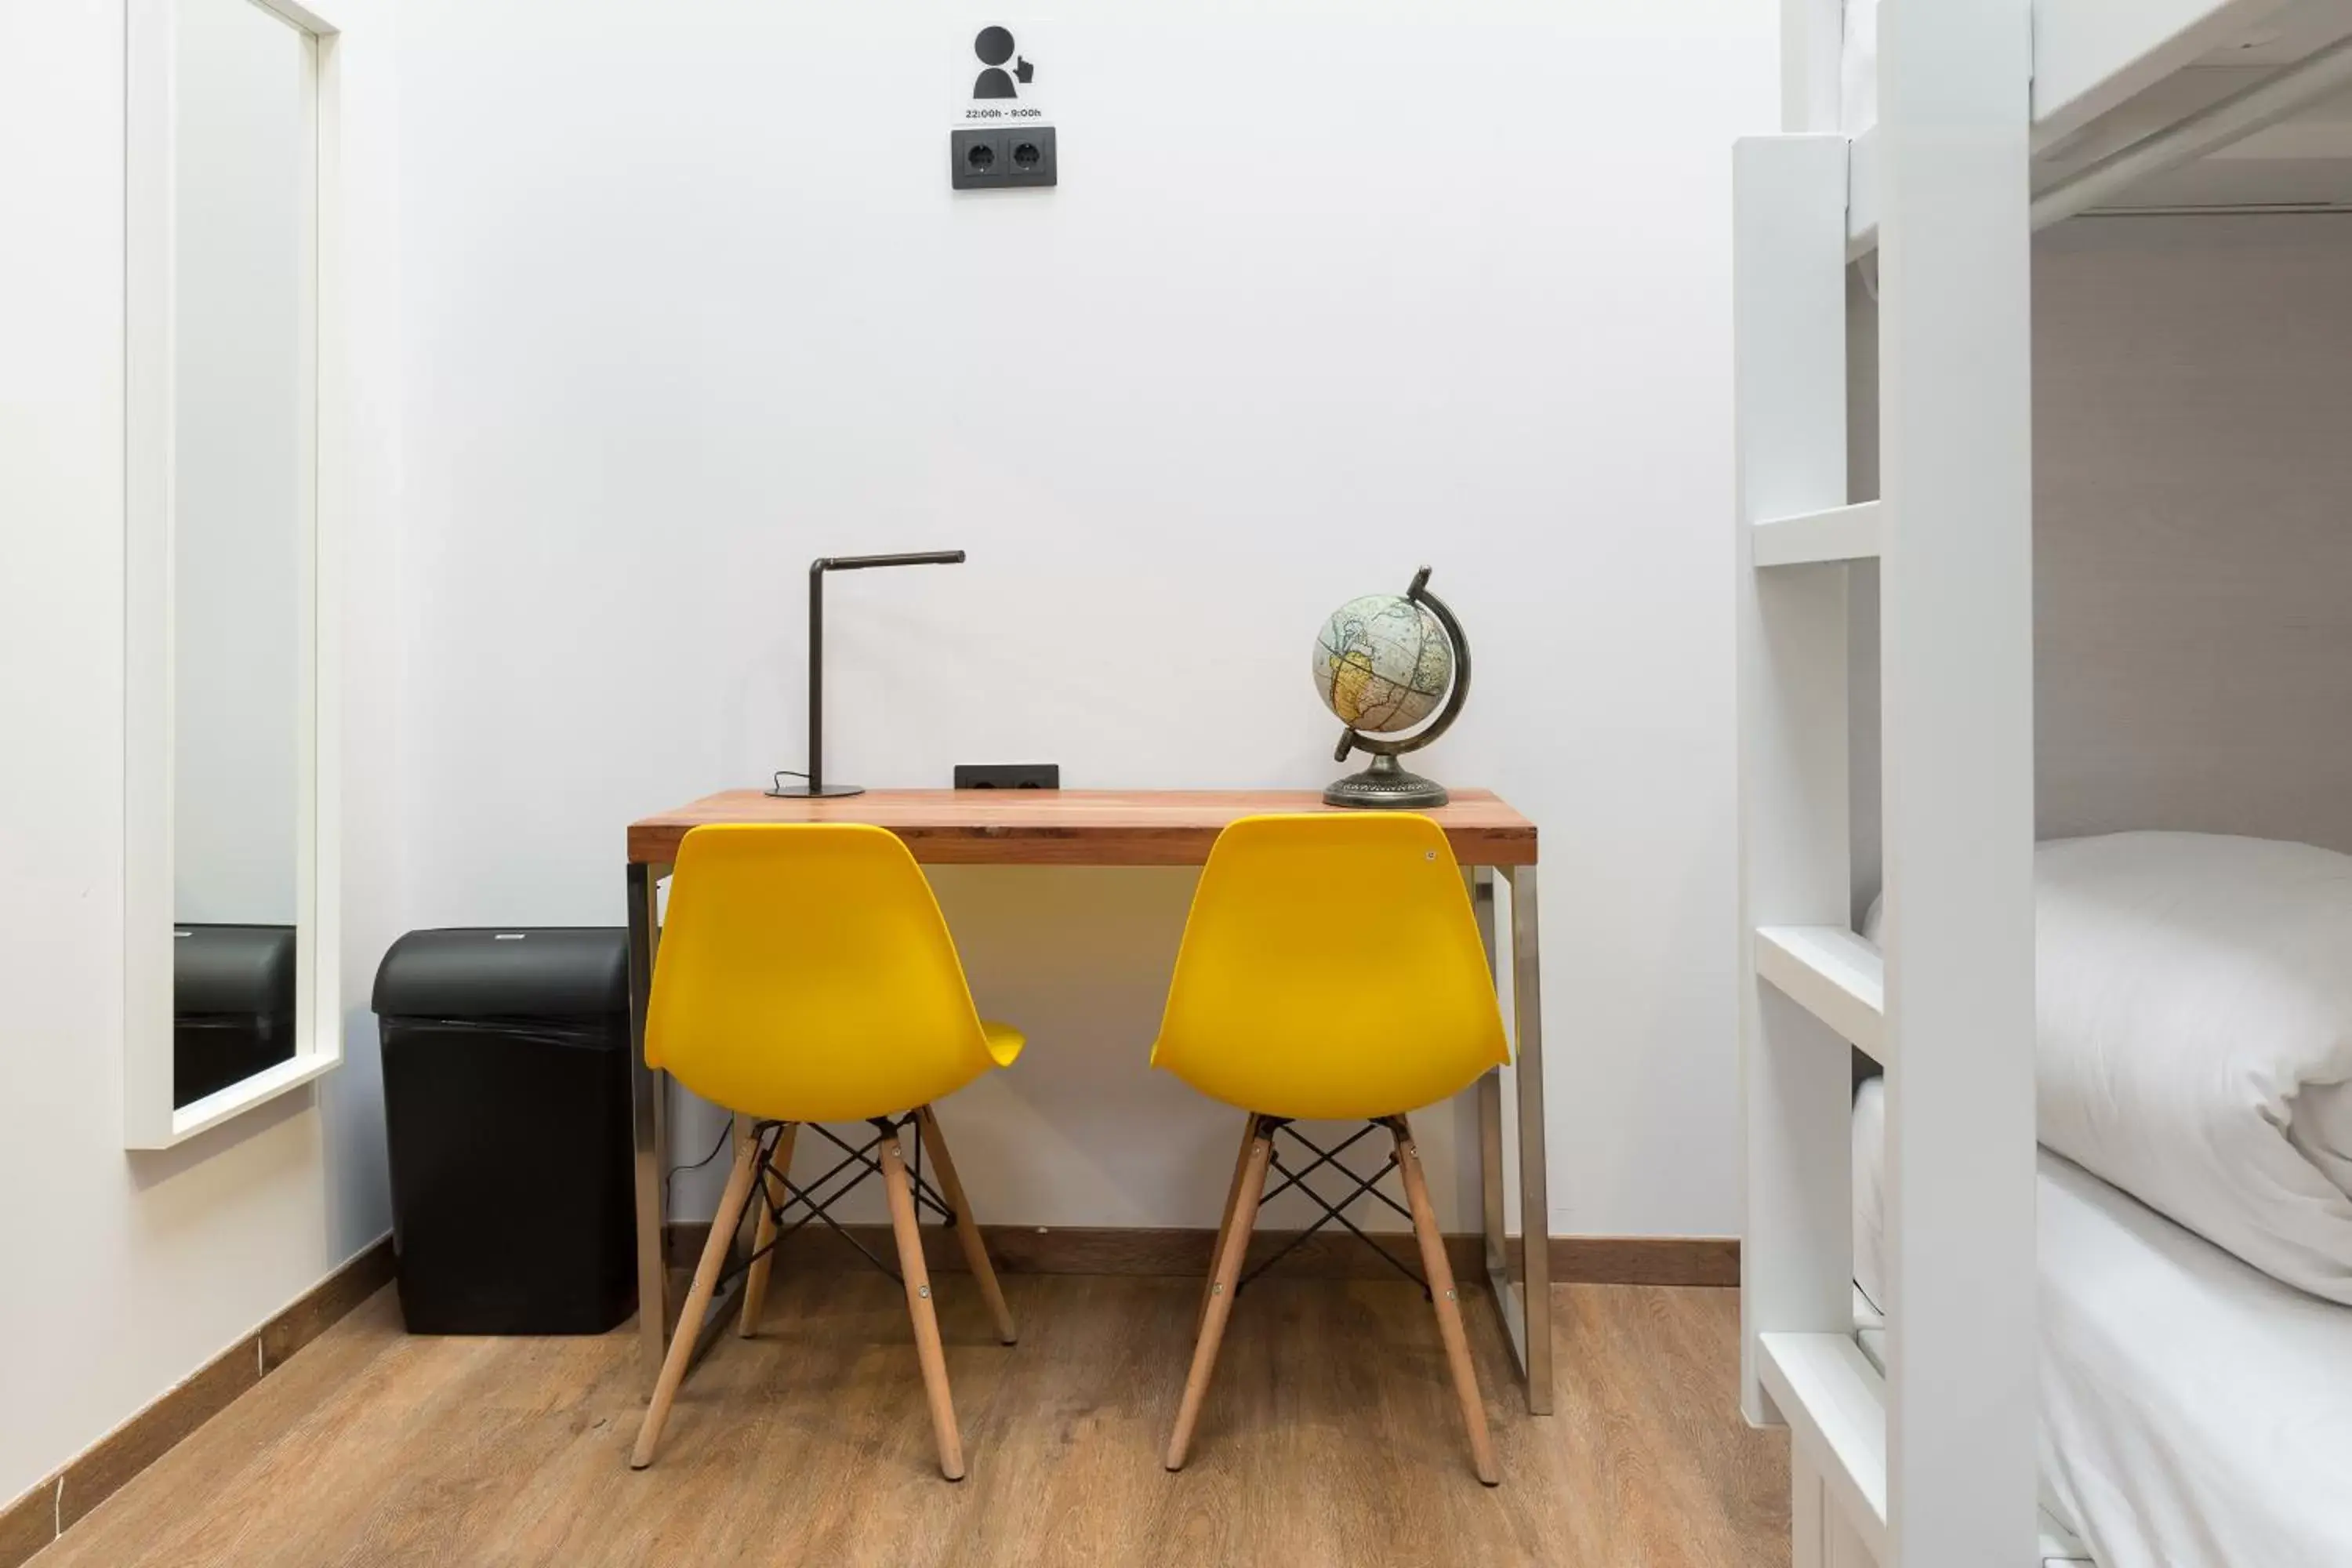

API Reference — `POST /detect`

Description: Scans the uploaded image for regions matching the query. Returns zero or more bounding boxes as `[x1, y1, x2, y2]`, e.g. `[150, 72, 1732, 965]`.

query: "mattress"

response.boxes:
[1854, 1086, 2352, 1568]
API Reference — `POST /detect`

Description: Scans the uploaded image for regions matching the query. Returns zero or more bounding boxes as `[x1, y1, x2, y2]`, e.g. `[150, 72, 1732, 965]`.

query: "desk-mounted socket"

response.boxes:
[954, 764, 1061, 789]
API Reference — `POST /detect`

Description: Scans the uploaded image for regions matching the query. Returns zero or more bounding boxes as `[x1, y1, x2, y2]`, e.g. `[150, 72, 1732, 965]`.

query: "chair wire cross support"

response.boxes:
[632, 1103, 1018, 1481]
[1169, 1106, 1501, 1486]
[1235, 1117, 1428, 1298]
[723, 1115, 957, 1290]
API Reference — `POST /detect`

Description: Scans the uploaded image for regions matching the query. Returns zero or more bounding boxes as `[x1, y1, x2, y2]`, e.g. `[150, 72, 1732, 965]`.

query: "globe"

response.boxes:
[1312, 592, 1454, 735]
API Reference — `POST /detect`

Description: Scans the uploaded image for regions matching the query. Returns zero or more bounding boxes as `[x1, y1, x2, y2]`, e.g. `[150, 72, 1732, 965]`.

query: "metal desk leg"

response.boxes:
[1468, 870, 1508, 1285]
[1478, 1066, 1512, 1333]
[1510, 864, 1552, 1414]
[1472, 866, 1552, 1414]
[628, 860, 671, 1388]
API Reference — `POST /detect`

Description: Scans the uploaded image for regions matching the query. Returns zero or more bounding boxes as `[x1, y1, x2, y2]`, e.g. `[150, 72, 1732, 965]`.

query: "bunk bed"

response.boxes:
[1831, 0, 2352, 249]
[1736, 3, 2352, 1566]
[1853, 1083, 2352, 1568]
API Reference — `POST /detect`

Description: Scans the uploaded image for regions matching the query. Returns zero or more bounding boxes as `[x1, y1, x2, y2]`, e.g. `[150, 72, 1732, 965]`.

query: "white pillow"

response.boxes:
[1873, 833, 2352, 1302]
[2032, 832, 2352, 1302]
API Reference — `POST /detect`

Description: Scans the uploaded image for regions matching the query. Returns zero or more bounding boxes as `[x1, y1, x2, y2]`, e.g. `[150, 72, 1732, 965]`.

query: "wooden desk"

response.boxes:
[624, 788, 1552, 1414]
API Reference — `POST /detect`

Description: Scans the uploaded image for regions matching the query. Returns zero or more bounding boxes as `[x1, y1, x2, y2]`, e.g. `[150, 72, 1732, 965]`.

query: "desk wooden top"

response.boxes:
[627, 788, 1537, 867]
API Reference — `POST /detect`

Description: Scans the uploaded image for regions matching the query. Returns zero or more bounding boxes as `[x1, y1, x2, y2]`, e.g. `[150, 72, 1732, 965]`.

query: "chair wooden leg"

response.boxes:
[739, 1123, 797, 1338]
[631, 1131, 764, 1469]
[1198, 1116, 1259, 1333]
[881, 1131, 966, 1481]
[1166, 1116, 1272, 1472]
[916, 1105, 1016, 1345]
[1392, 1115, 1500, 1486]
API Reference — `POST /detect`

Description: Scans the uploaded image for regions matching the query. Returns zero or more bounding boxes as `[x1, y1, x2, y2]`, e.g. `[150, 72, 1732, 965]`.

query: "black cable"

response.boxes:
[663, 1118, 735, 1215]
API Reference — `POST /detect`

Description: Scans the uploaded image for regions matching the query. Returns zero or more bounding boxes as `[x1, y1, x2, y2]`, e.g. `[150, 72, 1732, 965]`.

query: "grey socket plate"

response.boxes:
[951, 125, 1057, 190]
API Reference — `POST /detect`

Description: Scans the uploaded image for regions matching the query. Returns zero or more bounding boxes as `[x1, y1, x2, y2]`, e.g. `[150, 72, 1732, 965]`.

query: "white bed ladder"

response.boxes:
[1736, 3, 2042, 1566]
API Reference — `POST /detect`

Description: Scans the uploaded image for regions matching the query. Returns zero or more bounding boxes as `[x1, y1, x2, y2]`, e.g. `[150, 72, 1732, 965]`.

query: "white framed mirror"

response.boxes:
[125, 0, 344, 1148]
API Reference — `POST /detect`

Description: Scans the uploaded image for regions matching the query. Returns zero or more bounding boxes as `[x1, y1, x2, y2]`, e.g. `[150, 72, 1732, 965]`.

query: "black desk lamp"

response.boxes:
[769, 550, 967, 799]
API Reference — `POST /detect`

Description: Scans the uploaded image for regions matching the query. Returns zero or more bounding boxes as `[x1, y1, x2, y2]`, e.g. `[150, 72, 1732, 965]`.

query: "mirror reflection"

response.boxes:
[171, 0, 311, 1109]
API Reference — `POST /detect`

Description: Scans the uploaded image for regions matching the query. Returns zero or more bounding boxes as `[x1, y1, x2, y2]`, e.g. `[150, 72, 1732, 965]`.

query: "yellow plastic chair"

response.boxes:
[1151, 811, 1510, 1484]
[629, 823, 1023, 1480]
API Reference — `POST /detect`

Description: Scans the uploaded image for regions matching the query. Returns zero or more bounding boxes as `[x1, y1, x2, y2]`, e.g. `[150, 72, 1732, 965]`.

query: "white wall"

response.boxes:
[172, 0, 306, 924]
[2034, 216, 2352, 854]
[0, 0, 405, 1508]
[394, 0, 1773, 1236]
[1847, 215, 2352, 917]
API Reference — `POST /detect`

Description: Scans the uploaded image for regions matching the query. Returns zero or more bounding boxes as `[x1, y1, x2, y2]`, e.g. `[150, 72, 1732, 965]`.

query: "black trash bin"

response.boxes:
[175, 924, 297, 1108]
[375, 927, 636, 1334]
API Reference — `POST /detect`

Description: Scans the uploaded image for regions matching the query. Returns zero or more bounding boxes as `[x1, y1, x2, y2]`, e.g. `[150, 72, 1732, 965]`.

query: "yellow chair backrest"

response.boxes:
[1150, 813, 1510, 1120]
[647, 823, 997, 1124]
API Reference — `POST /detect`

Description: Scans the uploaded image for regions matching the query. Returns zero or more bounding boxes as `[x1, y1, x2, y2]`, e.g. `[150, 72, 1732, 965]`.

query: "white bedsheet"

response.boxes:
[1854, 1086, 2352, 1568]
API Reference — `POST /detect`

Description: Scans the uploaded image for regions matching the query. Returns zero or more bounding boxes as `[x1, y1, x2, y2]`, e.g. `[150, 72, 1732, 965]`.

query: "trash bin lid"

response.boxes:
[372, 927, 629, 1022]
[176, 924, 296, 1018]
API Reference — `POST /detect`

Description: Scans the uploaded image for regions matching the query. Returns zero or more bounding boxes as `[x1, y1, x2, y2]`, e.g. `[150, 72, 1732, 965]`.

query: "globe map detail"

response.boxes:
[1312, 593, 1454, 735]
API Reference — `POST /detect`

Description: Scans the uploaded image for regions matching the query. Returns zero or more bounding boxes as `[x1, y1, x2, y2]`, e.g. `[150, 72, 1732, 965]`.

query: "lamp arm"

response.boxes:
[807, 563, 826, 791]
[813, 550, 967, 572]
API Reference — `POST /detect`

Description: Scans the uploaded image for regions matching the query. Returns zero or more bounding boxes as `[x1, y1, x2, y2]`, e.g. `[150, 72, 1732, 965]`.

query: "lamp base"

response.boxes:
[764, 782, 867, 799]
[1323, 753, 1450, 810]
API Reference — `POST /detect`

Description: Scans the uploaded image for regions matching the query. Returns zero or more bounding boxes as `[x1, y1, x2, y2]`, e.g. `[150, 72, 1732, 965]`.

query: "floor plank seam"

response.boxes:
[29, 1279, 1789, 1568]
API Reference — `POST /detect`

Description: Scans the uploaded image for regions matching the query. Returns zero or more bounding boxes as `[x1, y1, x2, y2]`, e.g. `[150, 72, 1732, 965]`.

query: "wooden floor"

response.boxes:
[34, 1274, 1788, 1568]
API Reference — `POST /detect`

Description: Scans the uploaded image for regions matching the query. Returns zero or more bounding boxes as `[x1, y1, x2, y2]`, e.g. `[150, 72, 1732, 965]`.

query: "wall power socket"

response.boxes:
[951, 126, 1057, 191]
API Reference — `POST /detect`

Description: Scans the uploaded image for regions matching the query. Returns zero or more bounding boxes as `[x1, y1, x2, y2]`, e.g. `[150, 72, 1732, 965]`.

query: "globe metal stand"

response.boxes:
[1324, 566, 1471, 810]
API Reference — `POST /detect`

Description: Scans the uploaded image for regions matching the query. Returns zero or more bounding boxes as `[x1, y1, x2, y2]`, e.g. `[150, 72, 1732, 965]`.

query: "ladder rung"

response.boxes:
[1847, 125, 1880, 258]
[1759, 1331, 1887, 1559]
[1755, 924, 1886, 1062]
[1840, 1301, 2092, 1564]
[1753, 500, 1882, 566]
